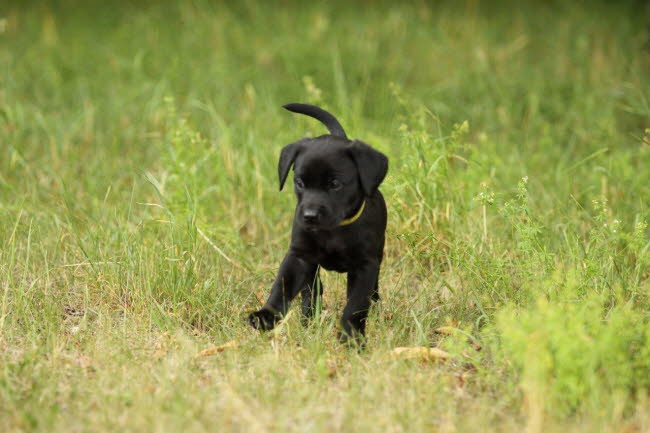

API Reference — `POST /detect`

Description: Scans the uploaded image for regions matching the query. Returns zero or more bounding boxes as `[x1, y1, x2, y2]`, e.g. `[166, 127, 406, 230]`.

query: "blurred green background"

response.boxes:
[1, 1, 650, 432]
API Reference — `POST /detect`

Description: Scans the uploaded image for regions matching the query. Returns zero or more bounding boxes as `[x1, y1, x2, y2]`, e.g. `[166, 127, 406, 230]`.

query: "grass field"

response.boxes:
[2, 1, 650, 431]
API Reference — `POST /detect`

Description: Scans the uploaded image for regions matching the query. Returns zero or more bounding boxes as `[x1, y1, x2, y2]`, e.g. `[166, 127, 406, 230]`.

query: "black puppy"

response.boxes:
[248, 103, 388, 342]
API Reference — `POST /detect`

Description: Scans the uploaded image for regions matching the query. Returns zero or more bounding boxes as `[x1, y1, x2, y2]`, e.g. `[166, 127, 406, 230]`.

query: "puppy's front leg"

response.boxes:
[340, 260, 380, 343]
[248, 252, 317, 331]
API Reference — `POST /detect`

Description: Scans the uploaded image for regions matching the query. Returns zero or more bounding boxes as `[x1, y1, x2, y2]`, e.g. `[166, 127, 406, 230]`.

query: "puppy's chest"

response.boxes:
[316, 237, 353, 272]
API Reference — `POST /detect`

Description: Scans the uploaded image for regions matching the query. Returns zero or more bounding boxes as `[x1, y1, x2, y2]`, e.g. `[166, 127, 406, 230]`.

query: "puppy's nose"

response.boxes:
[302, 208, 319, 224]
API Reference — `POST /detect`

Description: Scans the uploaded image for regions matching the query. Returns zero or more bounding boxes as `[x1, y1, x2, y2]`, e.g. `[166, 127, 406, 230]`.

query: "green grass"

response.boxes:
[1, 1, 650, 431]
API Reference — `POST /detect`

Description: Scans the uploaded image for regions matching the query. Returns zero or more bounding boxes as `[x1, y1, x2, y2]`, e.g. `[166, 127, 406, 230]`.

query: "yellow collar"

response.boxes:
[339, 201, 366, 226]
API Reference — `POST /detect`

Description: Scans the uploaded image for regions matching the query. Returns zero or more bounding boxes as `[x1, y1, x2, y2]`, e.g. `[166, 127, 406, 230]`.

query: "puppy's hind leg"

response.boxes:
[301, 267, 323, 323]
[370, 257, 383, 302]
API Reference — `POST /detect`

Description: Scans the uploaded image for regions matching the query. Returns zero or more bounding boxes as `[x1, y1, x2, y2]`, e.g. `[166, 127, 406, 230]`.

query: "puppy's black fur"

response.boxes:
[248, 103, 388, 343]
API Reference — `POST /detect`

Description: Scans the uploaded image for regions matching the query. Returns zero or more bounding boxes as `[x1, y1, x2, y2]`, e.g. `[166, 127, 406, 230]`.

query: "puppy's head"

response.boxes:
[278, 136, 388, 230]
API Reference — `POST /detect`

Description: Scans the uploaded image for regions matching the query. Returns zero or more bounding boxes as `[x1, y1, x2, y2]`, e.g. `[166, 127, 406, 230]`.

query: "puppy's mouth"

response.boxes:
[301, 221, 336, 232]
[300, 213, 352, 231]
[298, 215, 340, 231]
[298, 205, 354, 231]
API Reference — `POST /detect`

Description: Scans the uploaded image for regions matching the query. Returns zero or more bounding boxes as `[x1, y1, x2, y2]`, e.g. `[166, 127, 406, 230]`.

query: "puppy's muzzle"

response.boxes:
[299, 203, 333, 228]
[302, 208, 320, 225]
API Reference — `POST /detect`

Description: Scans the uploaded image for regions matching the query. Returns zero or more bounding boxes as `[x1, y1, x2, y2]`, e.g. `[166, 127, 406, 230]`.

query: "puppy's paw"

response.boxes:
[337, 329, 366, 350]
[247, 308, 280, 331]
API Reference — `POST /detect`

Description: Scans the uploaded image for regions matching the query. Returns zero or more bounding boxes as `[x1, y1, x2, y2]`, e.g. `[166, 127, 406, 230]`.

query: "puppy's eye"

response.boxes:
[295, 178, 305, 189]
[328, 179, 342, 191]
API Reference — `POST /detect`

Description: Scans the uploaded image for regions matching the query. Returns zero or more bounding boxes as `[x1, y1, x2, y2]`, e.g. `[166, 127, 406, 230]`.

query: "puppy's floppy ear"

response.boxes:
[348, 140, 389, 196]
[278, 140, 306, 191]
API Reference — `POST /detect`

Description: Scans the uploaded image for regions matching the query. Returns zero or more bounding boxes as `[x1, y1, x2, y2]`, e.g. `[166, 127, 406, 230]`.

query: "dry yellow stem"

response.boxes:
[434, 326, 456, 335]
[196, 340, 238, 357]
[390, 347, 452, 361]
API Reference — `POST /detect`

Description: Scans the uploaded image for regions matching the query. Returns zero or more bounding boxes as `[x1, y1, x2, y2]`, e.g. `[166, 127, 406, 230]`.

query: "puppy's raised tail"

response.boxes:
[283, 103, 347, 139]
